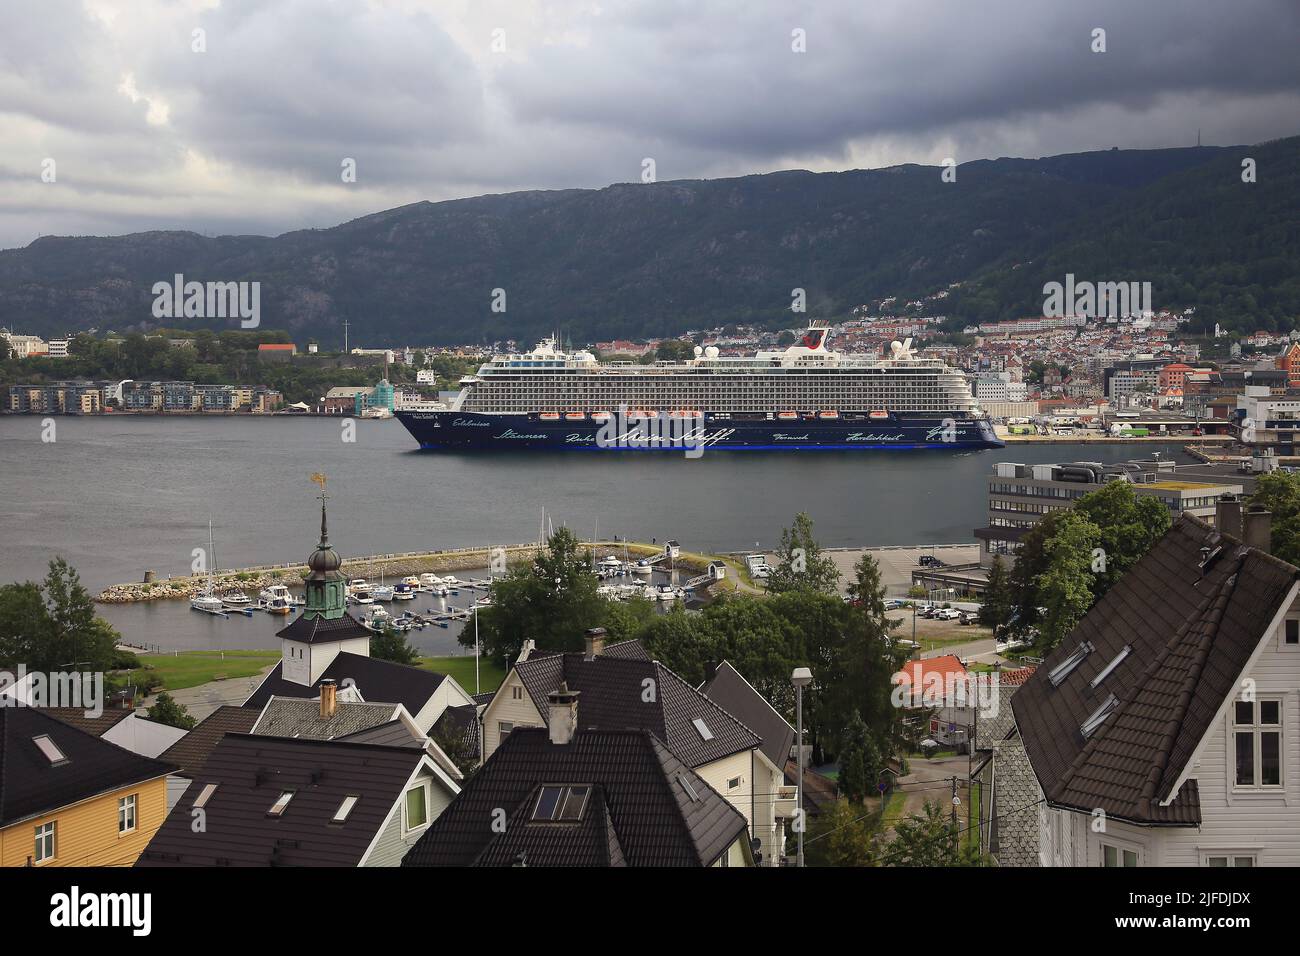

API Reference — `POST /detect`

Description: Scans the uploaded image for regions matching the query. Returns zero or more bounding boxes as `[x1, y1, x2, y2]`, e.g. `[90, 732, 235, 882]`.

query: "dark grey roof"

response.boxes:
[275, 609, 373, 645]
[401, 728, 747, 867]
[602, 638, 652, 661]
[252, 698, 398, 740]
[157, 705, 260, 777]
[243, 652, 447, 716]
[337, 719, 426, 749]
[512, 651, 760, 768]
[431, 703, 480, 759]
[0, 707, 174, 828]
[1012, 515, 1298, 826]
[137, 735, 430, 867]
[700, 660, 794, 770]
[39, 706, 135, 736]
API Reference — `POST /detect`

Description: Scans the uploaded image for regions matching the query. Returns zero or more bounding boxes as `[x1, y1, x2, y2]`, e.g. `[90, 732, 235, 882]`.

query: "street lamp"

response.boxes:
[791, 666, 813, 868]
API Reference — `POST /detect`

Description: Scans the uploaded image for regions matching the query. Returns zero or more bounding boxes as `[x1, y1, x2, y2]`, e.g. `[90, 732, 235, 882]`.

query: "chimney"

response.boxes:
[584, 627, 606, 661]
[1215, 493, 1243, 537]
[1244, 504, 1272, 554]
[547, 682, 580, 745]
[320, 679, 337, 719]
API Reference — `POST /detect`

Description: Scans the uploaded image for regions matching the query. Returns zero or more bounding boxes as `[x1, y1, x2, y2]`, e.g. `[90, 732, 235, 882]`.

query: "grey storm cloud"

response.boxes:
[0, 0, 1298, 248]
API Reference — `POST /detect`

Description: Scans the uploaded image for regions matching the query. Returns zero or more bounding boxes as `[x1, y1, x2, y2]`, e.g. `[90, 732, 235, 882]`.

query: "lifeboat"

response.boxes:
[668, 410, 703, 418]
[868, 409, 890, 420]
[777, 411, 799, 421]
[590, 411, 611, 422]
[539, 412, 560, 421]
[630, 409, 657, 419]
[564, 412, 585, 421]
[818, 410, 840, 420]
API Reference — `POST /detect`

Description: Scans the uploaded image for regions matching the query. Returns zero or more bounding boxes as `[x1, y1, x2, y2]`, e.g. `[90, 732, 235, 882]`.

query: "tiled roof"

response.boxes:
[512, 651, 760, 768]
[896, 654, 968, 686]
[40, 706, 134, 736]
[602, 638, 652, 661]
[252, 697, 398, 740]
[337, 719, 425, 749]
[998, 666, 1038, 687]
[700, 661, 794, 770]
[401, 728, 748, 867]
[137, 735, 431, 867]
[431, 703, 480, 760]
[157, 705, 259, 777]
[0, 707, 174, 828]
[243, 652, 447, 716]
[1012, 515, 1299, 826]
[275, 610, 373, 646]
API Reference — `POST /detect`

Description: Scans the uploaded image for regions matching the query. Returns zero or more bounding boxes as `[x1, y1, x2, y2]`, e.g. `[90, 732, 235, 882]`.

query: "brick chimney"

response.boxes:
[320, 678, 337, 719]
[584, 627, 606, 661]
[1215, 493, 1243, 537]
[547, 682, 580, 745]
[1244, 504, 1272, 554]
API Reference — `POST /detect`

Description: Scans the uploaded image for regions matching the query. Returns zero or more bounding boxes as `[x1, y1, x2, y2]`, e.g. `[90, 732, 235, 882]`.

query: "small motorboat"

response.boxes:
[259, 584, 294, 615]
[393, 582, 416, 601]
[419, 573, 445, 588]
[371, 585, 395, 602]
[221, 591, 252, 606]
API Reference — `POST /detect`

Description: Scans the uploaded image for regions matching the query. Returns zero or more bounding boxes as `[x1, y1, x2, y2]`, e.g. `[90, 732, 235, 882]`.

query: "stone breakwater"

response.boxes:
[96, 541, 697, 604]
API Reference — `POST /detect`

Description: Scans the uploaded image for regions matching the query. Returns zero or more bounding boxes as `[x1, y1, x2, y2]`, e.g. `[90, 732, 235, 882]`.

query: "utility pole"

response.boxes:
[342, 318, 350, 355]
[950, 775, 959, 856]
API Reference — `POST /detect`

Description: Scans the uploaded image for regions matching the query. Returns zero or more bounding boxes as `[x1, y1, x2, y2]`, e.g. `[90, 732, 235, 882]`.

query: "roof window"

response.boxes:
[1049, 641, 1094, 687]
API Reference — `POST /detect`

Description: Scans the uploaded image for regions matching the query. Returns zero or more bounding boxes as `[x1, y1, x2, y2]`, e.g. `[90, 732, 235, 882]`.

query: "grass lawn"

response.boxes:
[418, 655, 506, 694]
[880, 789, 908, 826]
[138, 650, 281, 691]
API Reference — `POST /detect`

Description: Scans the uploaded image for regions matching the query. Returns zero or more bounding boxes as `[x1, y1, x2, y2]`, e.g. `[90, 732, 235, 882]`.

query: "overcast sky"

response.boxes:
[2, 0, 1298, 250]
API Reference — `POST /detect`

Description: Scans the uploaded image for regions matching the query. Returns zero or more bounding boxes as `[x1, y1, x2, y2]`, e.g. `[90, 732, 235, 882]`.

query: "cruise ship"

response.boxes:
[394, 322, 1002, 452]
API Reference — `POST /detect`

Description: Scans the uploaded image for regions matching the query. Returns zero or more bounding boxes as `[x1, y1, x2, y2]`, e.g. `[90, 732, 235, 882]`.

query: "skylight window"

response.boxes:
[1090, 645, 1132, 689]
[332, 795, 360, 823]
[32, 735, 67, 765]
[193, 783, 219, 809]
[1048, 641, 1094, 687]
[692, 718, 715, 741]
[1081, 694, 1119, 738]
[267, 791, 295, 816]
[531, 785, 591, 822]
[678, 773, 700, 802]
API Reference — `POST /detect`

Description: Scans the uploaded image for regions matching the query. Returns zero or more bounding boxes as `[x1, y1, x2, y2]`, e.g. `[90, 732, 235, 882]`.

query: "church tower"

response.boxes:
[278, 476, 372, 686]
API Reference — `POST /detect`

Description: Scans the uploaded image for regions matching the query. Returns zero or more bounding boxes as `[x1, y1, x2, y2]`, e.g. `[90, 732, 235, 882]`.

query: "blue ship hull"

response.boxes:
[395, 410, 1003, 451]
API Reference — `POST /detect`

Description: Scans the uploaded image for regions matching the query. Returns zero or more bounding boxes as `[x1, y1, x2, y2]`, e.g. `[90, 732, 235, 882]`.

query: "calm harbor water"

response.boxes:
[0, 415, 1192, 652]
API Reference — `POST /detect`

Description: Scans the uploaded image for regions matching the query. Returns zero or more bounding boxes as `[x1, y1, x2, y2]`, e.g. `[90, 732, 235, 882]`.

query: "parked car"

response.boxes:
[918, 554, 942, 567]
[884, 599, 904, 610]
[936, 608, 962, 621]
[958, 611, 979, 625]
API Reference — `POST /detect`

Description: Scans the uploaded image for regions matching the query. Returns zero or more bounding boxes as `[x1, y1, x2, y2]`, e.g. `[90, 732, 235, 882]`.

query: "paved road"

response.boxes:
[140, 664, 274, 723]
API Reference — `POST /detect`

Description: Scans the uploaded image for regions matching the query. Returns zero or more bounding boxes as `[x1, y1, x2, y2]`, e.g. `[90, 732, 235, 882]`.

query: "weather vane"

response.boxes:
[310, 472, 328, 503]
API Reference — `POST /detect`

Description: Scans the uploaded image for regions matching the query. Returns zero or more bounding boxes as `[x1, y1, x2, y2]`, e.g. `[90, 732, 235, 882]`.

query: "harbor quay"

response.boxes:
[96, 540, 709, 604]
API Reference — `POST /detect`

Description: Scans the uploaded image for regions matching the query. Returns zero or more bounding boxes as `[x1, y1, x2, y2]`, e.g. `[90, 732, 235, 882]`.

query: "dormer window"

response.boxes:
[1090, 646, 1131, 689]
[1049, 641, 1094, 687]
[1080, 694, 1118, 738]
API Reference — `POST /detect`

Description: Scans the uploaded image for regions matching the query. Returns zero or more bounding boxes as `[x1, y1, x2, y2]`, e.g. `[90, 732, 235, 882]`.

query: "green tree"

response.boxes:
[765, 512, 841, 595]
[1034, 511, 1101, 651]
[885, 800, 980, 867]
[1250, 471, 1300, 565]
[471, 528, 604, 661]
[838, 710, 882, 803]
[0, 559, 119, 673]
[979, 556, 1013, 631]
[370, 626, 418, 665]
[806, 799, 877, 867]
[147, 691, 197, 731]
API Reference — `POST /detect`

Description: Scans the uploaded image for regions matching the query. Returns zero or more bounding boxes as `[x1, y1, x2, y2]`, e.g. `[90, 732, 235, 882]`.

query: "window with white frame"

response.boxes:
[498, 721, 513, 739]
[34, 821, 55, 863]
[1285, 618, 1299, 647]
[1101, 841, 1139, 867]
[1233, 697, 1283, 789]
[403, 782, 429, 834]
[118, 794, 137, 834]
[1202, 851, 1257, 867]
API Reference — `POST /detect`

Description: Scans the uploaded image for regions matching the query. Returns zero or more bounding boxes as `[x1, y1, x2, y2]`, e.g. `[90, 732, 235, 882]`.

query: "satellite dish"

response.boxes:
[693, 345, 703, 357]
[705, 346, 719, 359]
